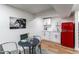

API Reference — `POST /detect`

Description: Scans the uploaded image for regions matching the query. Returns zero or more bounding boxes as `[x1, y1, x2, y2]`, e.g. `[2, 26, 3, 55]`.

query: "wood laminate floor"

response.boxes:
[41, 40, 79, 54]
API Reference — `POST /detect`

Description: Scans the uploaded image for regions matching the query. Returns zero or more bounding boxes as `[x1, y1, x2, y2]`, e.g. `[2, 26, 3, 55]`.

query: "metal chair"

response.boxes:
[18, 33, 31, 54]
[32, 35, 42, 54]
[0, 42, 20, 54]
[0, 45, 9, 54]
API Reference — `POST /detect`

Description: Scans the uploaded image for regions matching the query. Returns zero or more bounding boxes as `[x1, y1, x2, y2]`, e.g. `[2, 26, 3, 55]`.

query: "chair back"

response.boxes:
[32, 37, 42, 54]
[32, 38, 39, 46]
[20, 33, 28, 40]
[33, 35, 41, 41]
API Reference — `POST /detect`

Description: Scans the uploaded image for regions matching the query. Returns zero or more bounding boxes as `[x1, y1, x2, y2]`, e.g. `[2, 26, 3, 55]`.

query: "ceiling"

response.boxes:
[9, 4, 76, 18]
[72, 4, 79, 11]
[51, 4, 73, 18]
[9, 4, 53, 14]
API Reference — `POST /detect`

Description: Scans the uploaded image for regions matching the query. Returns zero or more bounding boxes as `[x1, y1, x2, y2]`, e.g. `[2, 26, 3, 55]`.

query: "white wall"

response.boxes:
[0, 5, 34, 47]
[75, 11, 79, 50]
[27, 17, 44, 37]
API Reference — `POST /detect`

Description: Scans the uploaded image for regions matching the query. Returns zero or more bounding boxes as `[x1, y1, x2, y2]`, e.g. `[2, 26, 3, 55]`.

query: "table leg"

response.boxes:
[39, 44, 42, 54]
[29, 47, 31, 54]
[32, 46, 36, 54]
[32, 46, 33, 54]
[22, 47, 25, 54]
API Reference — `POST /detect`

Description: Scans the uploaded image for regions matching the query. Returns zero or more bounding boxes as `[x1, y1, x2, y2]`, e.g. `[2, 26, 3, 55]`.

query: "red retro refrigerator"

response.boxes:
[61, 22, 75, 48]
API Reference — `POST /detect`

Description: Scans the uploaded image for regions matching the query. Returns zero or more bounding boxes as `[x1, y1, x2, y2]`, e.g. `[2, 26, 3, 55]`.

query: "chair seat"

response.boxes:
[0, 42, 19, 54]
[18, 41, 32, 47]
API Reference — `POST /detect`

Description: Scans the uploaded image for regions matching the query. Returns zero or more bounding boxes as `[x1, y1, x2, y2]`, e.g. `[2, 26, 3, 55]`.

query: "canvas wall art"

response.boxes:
[10, 17, 26, 29]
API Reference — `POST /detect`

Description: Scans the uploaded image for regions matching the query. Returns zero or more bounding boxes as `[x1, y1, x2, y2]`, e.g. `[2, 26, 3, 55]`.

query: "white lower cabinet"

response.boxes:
[43, 31, 61, 44]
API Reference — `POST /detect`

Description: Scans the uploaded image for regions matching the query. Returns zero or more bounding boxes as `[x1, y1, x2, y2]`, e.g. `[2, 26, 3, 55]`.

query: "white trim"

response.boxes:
[75, 11, 79, 51]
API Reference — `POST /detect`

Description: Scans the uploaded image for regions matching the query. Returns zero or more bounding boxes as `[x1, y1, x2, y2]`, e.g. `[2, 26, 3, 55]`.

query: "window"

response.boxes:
[43, 18, 51, 26]
[43, 18, 51, 30]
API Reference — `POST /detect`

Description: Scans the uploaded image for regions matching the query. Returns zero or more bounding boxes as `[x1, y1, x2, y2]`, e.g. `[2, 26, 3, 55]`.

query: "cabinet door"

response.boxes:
[61, 32, 67, 46]
[61, 32, 74, 48]
[62, 22, 74, 32]
[65, 32, 74, 48]
[61, 22, 74, 48]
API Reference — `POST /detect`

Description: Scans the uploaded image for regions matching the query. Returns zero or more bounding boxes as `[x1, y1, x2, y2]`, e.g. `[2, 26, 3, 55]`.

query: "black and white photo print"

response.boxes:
[10, 17, 26, 29]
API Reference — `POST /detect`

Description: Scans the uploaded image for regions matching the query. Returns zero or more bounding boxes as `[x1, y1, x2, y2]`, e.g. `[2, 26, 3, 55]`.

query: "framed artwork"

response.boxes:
[10, 17, 26, 29]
